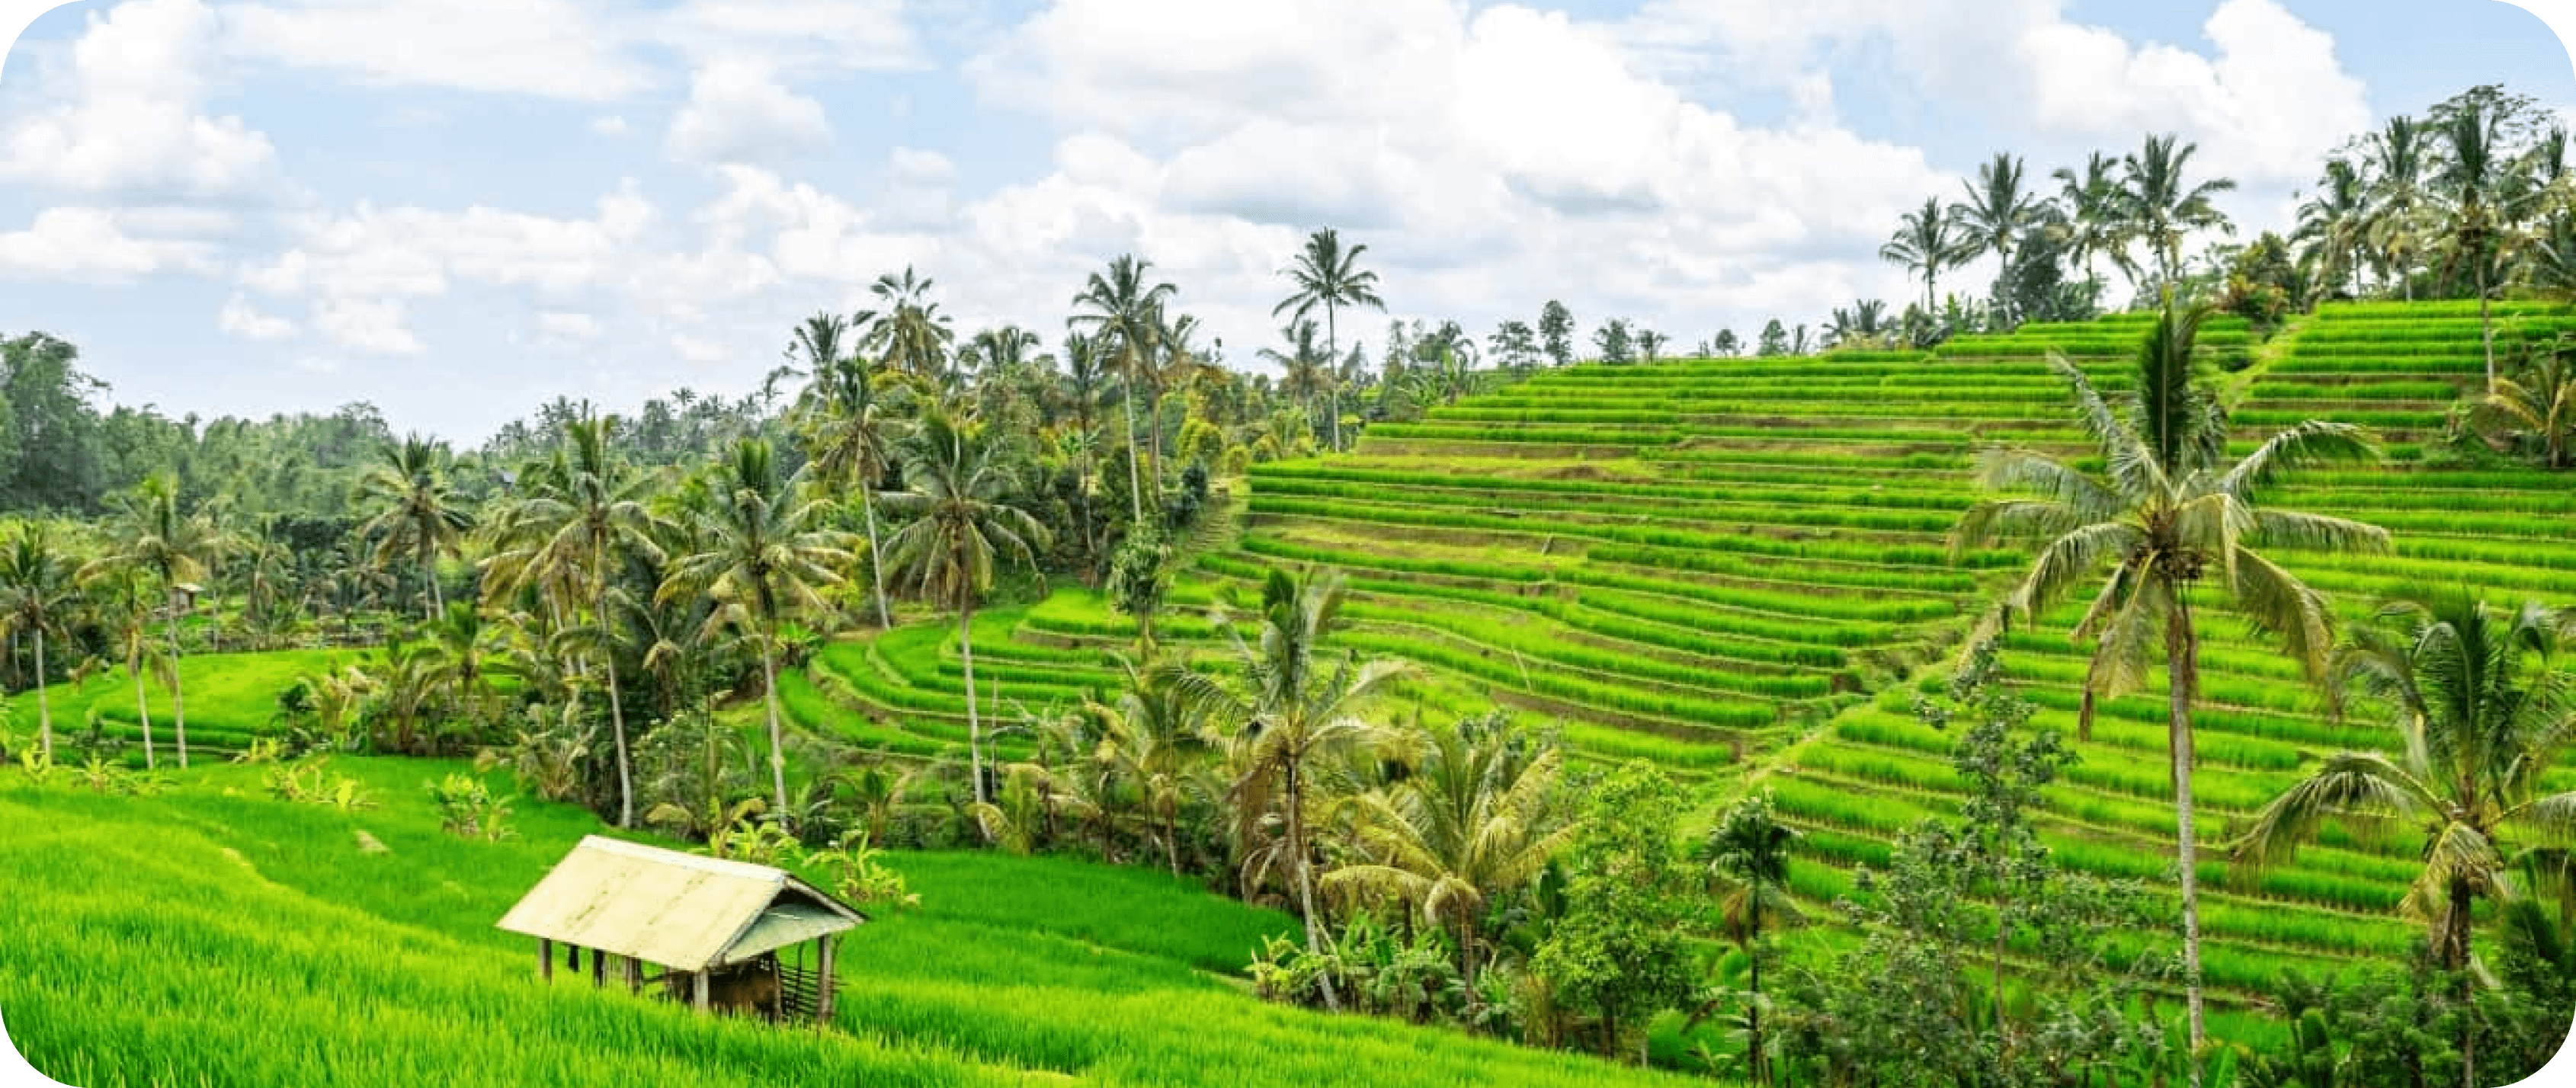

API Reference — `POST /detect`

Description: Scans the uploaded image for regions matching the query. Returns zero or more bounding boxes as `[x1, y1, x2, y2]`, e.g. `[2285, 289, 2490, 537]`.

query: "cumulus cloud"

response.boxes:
[0, 206, 220, 283]
[217, 293, 299, 341]
[0, 0, 282, 200]
[238, 181, 658, 355]
[223, 0, 651, 101]
[664, 57, 835, 166]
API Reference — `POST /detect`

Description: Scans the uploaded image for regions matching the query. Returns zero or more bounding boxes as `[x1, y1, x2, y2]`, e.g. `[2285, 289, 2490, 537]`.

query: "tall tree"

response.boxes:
[85, 473, 225, 769]
[1693, 791, 1803, 1087]
[2293, 158, 2373, 299]
[1951, 296, 2390, 1086]
[482, 414, 662, 828]
[1953, 153, 2046, 286]
[0, 526, 75, 760]
[857, 266, 957, 385]
[2428, 85, 2542, 388]
[358, 434, 473, 621]
[1882, 197, 1975, 310]
[1070, 254, 1178, 525]
[1165, 567, 1415, 1013]
[2233, 593, 2576, 1088]
[2119, 133, 2238, 291]
[790, 312, 909, 629]
[2050, 152, 2138, 296]
[659, 439, 856, 821]
[1537, 301, 1576, 367]
[2366, 114, 2436, 299]
[1261, 319, 1332, 437]
[879, 406, 1051, 811]
[1274, 228, 1386, 453]
[1323, 714, 1575, 995]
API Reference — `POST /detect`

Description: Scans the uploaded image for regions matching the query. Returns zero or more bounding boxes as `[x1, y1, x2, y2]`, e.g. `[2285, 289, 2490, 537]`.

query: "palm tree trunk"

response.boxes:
[759, 633, 790, 826]
[165, 596, 189, 770]
[961, 603, 985, 812]
[2480, 263, 2498, 389]
[1122, 376, 1145, 525]
[1286, 756, 1342, 1013]
[2167, 594, 2207, 1088]
[861, 482, 892, 629]
[1325, 306, 1342, 453]
[133, 648, 155, 769]
[424, 547, 444, 622]
[34, 628, 52, 761]
[1165, 801, 1182, 878]
[599, 580, 633, 830]
[2453, 875, 2476, 1088]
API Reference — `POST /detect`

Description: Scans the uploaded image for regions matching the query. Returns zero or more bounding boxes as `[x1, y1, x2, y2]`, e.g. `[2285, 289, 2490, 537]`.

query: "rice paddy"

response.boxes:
[767, 300, 2576, 1003]
[0, 757, 1711, 1088]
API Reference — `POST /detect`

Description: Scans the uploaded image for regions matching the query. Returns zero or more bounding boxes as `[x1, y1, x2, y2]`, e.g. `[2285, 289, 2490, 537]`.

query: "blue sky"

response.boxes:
[1, 0, 2571, 442]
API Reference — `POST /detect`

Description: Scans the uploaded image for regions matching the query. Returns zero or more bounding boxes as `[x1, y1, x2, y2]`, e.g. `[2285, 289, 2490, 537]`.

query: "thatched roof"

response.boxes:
[495, 836, 864, 972]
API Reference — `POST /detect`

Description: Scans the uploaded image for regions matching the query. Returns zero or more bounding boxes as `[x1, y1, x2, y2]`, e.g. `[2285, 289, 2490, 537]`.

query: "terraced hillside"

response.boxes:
[783, 300, 2576, 1000]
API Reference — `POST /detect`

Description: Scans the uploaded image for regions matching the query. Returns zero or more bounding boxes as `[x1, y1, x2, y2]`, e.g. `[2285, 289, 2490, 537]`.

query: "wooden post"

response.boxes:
[692, 969, 710, 1013]
[540, 939, 553, 982]
[816, 935, 835, 1026]
[591, 947, 606, 987]
[568, 945, 581, 974]
[626, 955, 641, 994]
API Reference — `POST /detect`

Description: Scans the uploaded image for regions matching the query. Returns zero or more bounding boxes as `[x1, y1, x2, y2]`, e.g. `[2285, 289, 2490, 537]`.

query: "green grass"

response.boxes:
[0, 759, 1719, 1088]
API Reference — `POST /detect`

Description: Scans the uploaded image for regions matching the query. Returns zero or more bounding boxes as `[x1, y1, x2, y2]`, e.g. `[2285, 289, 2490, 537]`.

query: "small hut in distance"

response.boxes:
[497, 835, 865, 1022]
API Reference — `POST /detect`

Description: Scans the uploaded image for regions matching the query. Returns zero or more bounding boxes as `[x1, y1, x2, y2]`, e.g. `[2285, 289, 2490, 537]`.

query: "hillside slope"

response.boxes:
[789, 301, 2576, 997]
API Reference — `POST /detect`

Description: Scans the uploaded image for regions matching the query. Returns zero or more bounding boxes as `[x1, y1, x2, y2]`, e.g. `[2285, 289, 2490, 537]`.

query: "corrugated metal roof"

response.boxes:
[495, 836, 864, 972]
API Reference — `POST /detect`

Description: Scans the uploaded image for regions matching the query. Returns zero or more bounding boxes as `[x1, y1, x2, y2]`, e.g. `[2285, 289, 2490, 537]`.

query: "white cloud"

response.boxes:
[0, 206, 219, 283]
[220, 0, 923, 102]
[217, 293, 299, 341]
[309, 296, 424, 356]
[649, 0, 926, 74]
[592, 115, 632, 136]
[223, 0, 652, 101]
[960, 0, 1949, 353]
[239, 181, 659, 355]
[0, 0, 282, 200]
[664, 57, 835, 166]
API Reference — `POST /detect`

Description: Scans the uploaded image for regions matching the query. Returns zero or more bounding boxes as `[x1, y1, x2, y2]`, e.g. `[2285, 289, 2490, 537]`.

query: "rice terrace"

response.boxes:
[6, 3, 2576, 1087]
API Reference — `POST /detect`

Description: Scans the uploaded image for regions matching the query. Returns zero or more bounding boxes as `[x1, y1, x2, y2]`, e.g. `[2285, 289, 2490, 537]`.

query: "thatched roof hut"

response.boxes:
[497, 836, 864, 1022]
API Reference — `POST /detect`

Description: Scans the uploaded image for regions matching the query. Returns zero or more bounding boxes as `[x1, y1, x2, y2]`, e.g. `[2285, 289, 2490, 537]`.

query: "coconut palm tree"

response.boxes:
[1322, 714, 1574, 995]
[1274, 228, 1387, 453]
[1881, 197, 1975, 311]
[1163, 566, 1417, 1013]
[2051, 152, 2139, 298]
[879, 405, 1052, 811]
[84, 473, 226, 769]
[2478, 341, 2576, 469]
[1953, 152, 2046, 283]
[2119, 133, 2238, 291]
[481, 414, 663, 827]
[2232, 593, 2575, 1088]
[358, 434, 473, 621]
[857, 266, 957, 384]
[658, 439, 857, 821]
[791, 311, 912, 629]
[1098, 656, 1213, 876]
[2366, 115, 2436, 299]
[2428, 93, 2535, 388]
[2294, 158, 2373, 299]
[1071, 254, 1178, 524]
[1951, 296, 2391, 1086]
[93, 568, 162, 767]
[0, 526, 77, 760]
[1261, 319, 1332, 436]
[1691, 791, 1805, 1088]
